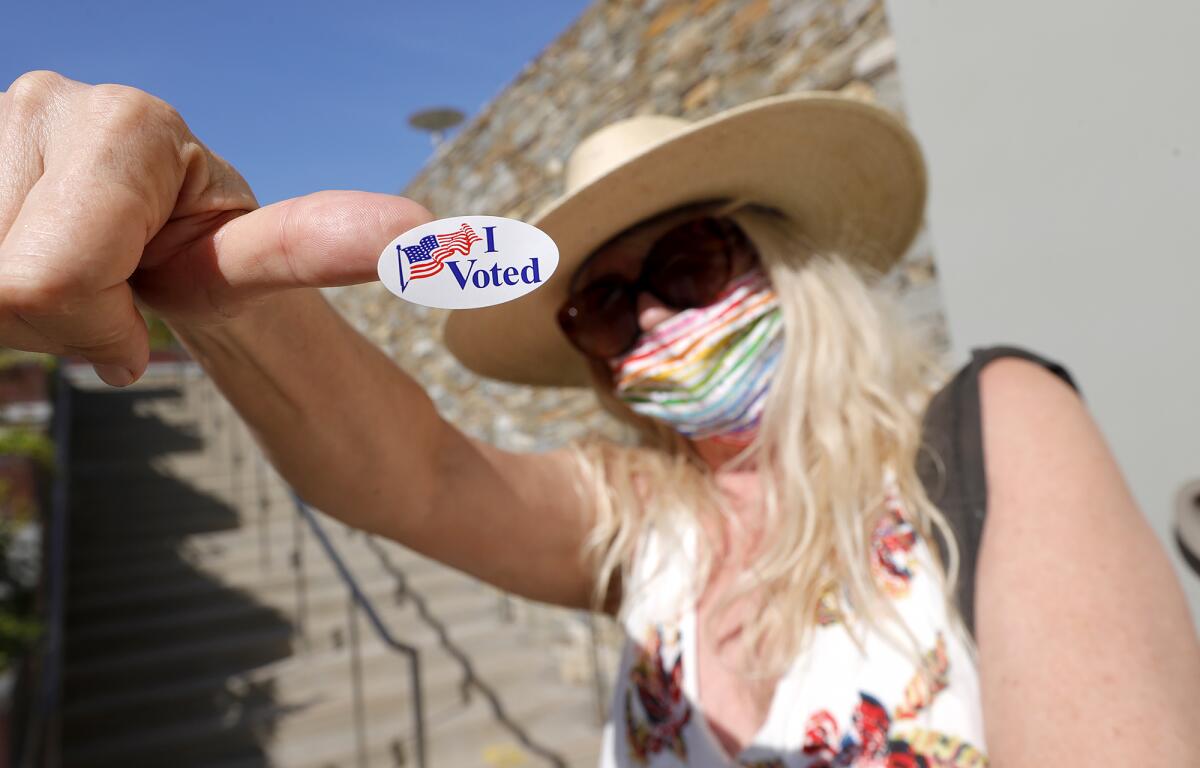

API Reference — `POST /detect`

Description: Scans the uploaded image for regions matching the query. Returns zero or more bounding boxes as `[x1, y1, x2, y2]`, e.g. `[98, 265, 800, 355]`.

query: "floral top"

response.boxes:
[598, 472, 989, 768]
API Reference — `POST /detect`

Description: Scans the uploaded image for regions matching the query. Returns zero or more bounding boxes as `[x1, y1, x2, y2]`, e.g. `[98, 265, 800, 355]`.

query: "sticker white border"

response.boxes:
[377, 215, 559, 310]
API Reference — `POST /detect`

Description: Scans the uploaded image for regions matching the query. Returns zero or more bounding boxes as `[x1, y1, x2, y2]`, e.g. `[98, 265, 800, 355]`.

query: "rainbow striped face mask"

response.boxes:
[609, 269, 783, 444]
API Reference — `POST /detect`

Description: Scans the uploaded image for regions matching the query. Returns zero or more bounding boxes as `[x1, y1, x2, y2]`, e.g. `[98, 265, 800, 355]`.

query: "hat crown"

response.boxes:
[564, 114, 689, 192]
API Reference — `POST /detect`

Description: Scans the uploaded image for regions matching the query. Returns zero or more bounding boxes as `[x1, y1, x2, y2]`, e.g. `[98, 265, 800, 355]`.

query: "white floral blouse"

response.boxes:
[598, 472, 989, 768]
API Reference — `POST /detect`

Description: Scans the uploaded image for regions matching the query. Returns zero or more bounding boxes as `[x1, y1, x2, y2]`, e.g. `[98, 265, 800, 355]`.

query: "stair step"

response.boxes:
[64, 577, 513, 691]
[65, 617, 296, 687]
[67, 695, 578, 768]
[260, 668, 594, 768]
[64, 614, 553, 753]
[67, 548, 483, 621]
[67, 513, 437, 571]
[69, 471, 285, 514]
[67, 535, 472, 607]
[65, 576, 496, 665]
[64, 632, 567, 767]
[64, 609, 508, 722]
[67, 487, 297, 539]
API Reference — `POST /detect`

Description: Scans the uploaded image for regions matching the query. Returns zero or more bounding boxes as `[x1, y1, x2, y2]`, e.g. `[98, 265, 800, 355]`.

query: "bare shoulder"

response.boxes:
[978, 355, 1081, 433]
[973, 354, 1200, 763]
[975, 353, 1151, 583]
[976, 355, 1091, 488]
[976, 354, 1107, 519]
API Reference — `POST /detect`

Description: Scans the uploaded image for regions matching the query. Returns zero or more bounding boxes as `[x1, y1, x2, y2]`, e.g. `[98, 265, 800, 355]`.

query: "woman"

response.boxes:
[439, 94, 1200, 765]
[0, 75, 1195, 765]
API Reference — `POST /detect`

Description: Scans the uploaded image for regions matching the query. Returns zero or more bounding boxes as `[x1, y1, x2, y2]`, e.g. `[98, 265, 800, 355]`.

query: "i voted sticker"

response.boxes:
[377, 215, 559, 309]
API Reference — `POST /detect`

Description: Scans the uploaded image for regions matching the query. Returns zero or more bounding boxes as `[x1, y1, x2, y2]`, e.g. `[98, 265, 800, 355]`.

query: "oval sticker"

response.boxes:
[376, 215, 559, 309]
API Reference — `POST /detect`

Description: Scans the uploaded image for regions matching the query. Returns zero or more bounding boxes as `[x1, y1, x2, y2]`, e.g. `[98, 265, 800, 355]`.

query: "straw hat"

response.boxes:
[443, 91, 928, 387]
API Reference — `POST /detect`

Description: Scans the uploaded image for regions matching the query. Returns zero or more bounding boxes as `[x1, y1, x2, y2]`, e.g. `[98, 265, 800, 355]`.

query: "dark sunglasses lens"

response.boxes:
[557, 279, 639, 358]
[644, 218, 734, 308]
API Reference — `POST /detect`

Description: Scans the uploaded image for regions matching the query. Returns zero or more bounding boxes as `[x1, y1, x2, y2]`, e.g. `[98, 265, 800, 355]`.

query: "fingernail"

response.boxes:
[95, 364, 135, 387]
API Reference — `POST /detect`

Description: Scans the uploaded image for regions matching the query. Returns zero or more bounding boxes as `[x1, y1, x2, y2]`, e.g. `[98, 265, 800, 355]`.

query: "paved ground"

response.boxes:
[60, 364, 606, 767]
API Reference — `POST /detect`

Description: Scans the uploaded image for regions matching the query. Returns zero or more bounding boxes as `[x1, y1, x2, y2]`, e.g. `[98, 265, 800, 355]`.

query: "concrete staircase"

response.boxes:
[60, 364, 606, 767]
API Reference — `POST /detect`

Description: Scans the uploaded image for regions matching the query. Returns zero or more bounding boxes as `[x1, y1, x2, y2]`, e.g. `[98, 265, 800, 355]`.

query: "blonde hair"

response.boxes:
[570, 204, 969, 680]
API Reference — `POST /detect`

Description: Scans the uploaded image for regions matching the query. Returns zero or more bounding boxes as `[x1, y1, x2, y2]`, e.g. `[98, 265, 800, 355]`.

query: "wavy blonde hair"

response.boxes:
[569, 203, 969, 679]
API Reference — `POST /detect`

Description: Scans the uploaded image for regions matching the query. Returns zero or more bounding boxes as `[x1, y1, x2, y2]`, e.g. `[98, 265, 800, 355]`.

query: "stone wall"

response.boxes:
[328, 0, 948, 691]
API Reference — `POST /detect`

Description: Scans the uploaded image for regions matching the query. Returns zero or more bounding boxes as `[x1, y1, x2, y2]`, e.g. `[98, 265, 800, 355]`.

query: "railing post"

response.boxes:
[210, 377, 221, 437]
[228, 407, 244, 519]
[408, 649, 427, 768]
[255, 451, 270, 573]
[200, 372, 213, 440]
[291, 510, 308, 648]
[348, 595, 368, 768]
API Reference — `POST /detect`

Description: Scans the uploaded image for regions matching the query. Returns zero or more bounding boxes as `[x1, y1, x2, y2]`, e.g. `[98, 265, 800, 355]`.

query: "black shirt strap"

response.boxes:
[916, 345, 1080, 636]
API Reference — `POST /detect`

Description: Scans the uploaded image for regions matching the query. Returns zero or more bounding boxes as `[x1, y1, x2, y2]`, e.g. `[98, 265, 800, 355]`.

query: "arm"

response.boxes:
[976, 357, 1200, 762]
[172, 286, 602, 609]
[0, 71, 606, 611]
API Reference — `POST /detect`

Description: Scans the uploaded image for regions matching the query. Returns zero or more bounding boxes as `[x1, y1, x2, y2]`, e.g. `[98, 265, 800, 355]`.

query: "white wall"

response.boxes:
[885, 0, 1200, 625]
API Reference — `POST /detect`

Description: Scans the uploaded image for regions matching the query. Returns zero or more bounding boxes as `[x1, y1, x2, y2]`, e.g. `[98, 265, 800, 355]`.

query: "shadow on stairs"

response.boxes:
[59, 366, 605, 768]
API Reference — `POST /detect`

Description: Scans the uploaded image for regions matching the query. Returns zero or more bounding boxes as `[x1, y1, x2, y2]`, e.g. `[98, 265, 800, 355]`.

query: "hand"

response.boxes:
[0, 71, 432, 385]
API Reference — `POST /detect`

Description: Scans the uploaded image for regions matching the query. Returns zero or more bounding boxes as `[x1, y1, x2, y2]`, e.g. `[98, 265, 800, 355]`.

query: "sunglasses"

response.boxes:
[556, 216, 751, 359]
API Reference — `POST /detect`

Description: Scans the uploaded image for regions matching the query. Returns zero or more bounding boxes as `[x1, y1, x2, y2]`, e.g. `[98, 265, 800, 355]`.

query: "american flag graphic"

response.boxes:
[399, 223, 482, 288]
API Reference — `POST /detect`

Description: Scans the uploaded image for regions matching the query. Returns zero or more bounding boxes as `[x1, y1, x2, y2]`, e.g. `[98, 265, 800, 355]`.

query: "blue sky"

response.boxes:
[1, 1, 591, 204]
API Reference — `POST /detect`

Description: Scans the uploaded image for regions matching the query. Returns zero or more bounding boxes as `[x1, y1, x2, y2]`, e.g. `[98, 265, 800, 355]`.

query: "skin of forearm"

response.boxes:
[166, 287, 444, 540]
[167, 289, 604, 609]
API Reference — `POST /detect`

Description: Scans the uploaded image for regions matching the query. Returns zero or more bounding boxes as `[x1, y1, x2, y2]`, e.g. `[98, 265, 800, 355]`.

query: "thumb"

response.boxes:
[136, 191, 434, 317]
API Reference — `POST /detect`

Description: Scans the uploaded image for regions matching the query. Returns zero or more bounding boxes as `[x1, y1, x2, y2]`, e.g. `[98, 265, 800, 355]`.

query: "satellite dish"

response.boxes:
[408, 107, 466, 147]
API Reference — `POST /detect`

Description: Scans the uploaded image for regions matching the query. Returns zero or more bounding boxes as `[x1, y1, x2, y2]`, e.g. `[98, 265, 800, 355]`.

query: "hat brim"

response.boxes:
[443, 92, 927, 387]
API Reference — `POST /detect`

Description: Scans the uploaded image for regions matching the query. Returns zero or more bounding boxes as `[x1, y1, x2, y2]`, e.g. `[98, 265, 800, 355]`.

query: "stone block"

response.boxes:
[682, 75, 720, 112]
[730, 0, 771, 37]
[853, 34, 896, 80]
[644, 2, 690, 40]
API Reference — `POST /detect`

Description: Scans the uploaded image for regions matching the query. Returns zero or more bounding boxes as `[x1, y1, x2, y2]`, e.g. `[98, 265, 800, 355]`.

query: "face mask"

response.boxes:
[610, 269, 783, 444]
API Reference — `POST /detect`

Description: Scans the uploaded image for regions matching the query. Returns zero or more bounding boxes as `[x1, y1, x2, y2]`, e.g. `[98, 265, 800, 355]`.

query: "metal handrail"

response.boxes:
[365, 539, 569, 768]
[288, 492, 427, 768]
[15, 365, 71, 768]
[211, 374, 573, 767]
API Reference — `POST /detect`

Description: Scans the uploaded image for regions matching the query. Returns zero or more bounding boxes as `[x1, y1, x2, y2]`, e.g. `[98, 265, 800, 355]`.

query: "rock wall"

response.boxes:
[330, 0, 946, 455]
